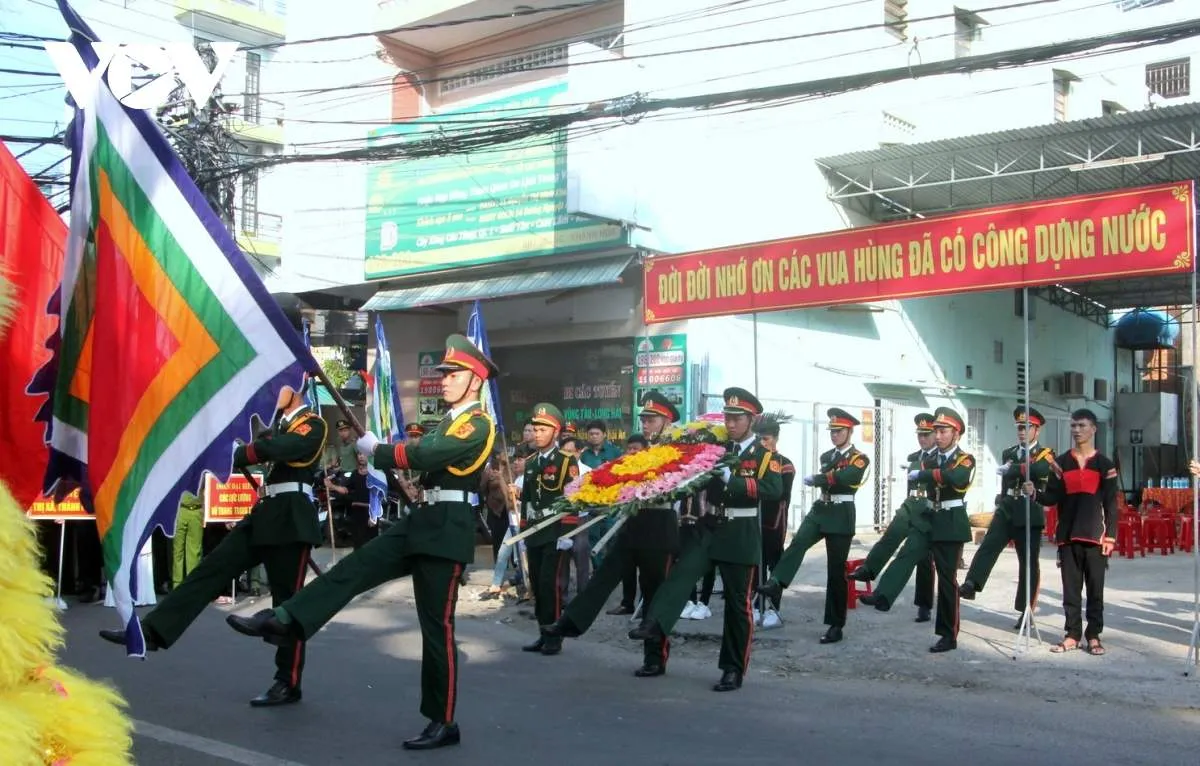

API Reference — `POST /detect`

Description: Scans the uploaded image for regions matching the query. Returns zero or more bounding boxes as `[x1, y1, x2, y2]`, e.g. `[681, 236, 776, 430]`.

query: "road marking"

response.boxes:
[133, 719, 312, 766]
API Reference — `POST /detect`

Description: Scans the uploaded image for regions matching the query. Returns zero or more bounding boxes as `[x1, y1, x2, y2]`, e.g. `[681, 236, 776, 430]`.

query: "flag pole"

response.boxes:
[1185, 266, 1199, 675]
[1013, 286, 1041, 657]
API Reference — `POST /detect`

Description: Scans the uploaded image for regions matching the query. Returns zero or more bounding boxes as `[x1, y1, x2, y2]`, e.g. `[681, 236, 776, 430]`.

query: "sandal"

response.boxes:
[1086, 639, 1105, 656]
[1050, 638, 1080, 653]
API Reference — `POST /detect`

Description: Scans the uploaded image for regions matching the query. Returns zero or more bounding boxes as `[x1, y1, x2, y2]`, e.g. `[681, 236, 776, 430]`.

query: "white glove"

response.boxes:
[996, 465, 1009, 476]
[907, 469, 921, 481]
[355, 431, 380, 455]
[556, 537, 574, 551]
[802, 475, 815, 487]
[720, 467, 732, 484]
[578, 511, 590, 520]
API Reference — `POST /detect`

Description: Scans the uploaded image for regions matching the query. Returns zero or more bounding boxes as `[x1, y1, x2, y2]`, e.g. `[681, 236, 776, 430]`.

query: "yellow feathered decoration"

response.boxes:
[0, 482, 134, 765]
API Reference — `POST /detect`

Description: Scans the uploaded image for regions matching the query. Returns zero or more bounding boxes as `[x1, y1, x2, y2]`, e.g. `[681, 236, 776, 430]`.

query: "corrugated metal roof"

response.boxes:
[361, 255, 633, 311]
[817, 101, 1200, 168]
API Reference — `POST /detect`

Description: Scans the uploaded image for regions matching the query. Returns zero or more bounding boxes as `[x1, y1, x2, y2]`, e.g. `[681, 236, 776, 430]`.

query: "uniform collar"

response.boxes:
[735, 434, 756, 453]
[538, 445, 558, 460]
[448, 400, 480, 421]
[835, 445, 854, 458]
[940, 446, 959, 461]
[280, 405, 309, 427]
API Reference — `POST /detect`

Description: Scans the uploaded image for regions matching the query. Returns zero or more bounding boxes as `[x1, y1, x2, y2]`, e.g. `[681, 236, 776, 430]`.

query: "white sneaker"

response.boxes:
[692, 602, 712, 620]
[762, 609, 782, 629]
[680, 601, 698, 620]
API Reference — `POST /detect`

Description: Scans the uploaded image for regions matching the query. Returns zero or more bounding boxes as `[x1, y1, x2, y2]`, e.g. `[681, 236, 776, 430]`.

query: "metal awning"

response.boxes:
[361, 255, 634, 312]
[816, 102, 1200, 323]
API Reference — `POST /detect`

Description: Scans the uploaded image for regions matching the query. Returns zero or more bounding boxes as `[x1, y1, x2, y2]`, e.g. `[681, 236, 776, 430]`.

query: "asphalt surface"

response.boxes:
[58, 587, 1200, 766]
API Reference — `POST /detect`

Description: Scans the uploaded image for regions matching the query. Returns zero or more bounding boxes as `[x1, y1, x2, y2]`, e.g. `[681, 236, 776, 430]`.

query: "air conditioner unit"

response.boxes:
[1062, 371, 1085, 397]
[1093, 378, 1109, 402]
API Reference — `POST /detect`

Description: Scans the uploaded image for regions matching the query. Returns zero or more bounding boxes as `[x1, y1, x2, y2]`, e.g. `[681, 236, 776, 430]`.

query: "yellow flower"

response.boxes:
[609, 445, 681, 477]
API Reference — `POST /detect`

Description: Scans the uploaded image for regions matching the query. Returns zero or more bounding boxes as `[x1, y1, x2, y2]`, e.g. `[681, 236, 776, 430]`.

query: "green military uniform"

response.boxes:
[766, 408, 869, 639]
[519, 403, 581, 651]
[172, 491, 205, 588]
[141, 404, 327, 692]
[548, 391, 680, 674]
[855, 413, 939, 615]
[869, 407, 975, 652]
[962, 407, 1054, 613]
[636, 388, 782, 691]
[272, 336, 496, 732]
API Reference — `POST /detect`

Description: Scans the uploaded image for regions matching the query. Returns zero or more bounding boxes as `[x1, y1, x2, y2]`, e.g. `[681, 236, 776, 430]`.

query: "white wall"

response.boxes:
[265, 0, 396, 293]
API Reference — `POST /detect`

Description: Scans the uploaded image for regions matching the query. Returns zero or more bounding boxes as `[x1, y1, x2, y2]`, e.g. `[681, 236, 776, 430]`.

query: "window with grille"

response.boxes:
[1146, 58, 1190, 99]
[440, 32, 620, 95]
[241, 171, 259, 234]
[966, 408, 985, 456]
[1016, 360, 1027, 396]
[884, 0, 908, 41]
[954, 9, 984, 58]
[244, 52, 262, 122]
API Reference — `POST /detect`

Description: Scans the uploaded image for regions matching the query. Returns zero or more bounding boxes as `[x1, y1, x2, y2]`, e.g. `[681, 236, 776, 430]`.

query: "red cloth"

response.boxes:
[0, 143, 64, 508]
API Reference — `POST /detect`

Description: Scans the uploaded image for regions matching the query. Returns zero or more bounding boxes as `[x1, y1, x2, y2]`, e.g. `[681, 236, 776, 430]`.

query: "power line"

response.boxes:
[205, 17, 1200, 180]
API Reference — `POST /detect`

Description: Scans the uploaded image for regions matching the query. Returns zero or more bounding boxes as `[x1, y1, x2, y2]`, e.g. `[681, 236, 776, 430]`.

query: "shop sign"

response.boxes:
[365, 81, 625, 279]
[633, 334, 688, 426]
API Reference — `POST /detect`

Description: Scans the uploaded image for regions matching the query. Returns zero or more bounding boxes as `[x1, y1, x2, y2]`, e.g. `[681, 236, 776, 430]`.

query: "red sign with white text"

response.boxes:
[643, 183, 1195, 323]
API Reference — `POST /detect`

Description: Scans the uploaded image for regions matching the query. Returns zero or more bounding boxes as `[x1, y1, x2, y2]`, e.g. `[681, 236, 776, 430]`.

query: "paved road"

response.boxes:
[59, 596, 1198, 766]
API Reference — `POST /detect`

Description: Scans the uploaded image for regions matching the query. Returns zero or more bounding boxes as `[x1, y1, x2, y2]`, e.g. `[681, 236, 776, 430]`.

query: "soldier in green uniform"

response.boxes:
[172, 491, 206, 589]
[960, 407, 1054, 627]
[541, 391, 681, 677]
[517, 402, 581, 656]
[226, 334, 497, 750]
[756, 408, 869, 645]
[861, 407, 975, 653]
[753, 413, 795, 628]
[630, 387, 782, 692]
[99, 385, 328, 708]
[848, 413, 939, 622]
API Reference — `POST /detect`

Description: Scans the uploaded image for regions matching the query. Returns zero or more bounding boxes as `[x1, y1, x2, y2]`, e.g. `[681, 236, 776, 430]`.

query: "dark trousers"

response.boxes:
[486, 511, 509, 563]
[347, 510, 377, 551]
[680, 524, 716, 605]
[526, 540, 567, 627]
[1059, 542, 1106, 641]
[646, 537, 756, 675]
[620, 559, 638, 609]
[863, 505, 934, 610]
[562, 536, 673, 667]
[877, 531, 963, 640]
[771, 517, 853, 628]
[965, 517, 1043, 612]
[281, 521, 465, 724]
[759, 523, 786, 610]
[140, 524, 311, 687]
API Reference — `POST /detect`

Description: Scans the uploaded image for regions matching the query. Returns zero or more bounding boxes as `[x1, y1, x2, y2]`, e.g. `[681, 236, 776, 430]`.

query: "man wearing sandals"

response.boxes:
[1026, 408, 1117, 657]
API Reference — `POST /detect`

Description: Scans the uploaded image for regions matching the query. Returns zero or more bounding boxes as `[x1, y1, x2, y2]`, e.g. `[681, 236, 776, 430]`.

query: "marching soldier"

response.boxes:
[756, 408, 869, 644]
[100, 385, 327, 708]
[753, 412, 795, 628]
[542, 391, 681, 677]
[849, 413, 938, 622]
[960, 407, 1055, 628]
[862, 407, 975, 653]
[630, 387, 782, 692]
[227, 334, 497, 750]
[518, 403, 581, 656]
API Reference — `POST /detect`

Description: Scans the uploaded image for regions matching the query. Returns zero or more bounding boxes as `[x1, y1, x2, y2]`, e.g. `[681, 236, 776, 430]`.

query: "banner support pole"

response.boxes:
[1185, 266, 1199, 675]
[53, 520, 69, 611]
[1013, 287, 1042, 658]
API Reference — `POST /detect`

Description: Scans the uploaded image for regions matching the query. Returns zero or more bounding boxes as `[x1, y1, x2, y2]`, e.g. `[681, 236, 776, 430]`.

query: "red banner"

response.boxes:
[26, 488, 93, 521]
[643, 183, 1195, 323]
[203, 473, 260, 523]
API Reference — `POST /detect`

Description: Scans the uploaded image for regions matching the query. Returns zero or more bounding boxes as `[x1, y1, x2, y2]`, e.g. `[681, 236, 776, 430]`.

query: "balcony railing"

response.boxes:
[235, 207, 282, 243]
[226, 96, 284, 127]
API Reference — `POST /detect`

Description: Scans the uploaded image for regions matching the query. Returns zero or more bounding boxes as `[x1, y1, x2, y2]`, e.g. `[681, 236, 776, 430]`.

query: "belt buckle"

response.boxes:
[820, 493, 830, 503]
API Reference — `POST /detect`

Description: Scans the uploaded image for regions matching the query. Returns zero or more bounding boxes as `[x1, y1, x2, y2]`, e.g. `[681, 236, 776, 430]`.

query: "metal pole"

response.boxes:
[752, 312, 765, 624]
[54, 520, 68, 611]
[1186, 272, 1200, 674]
[1014, 287, 1042, 657]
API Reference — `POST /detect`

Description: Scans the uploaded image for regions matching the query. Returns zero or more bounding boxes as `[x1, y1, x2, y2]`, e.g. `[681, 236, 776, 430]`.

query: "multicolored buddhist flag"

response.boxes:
[466, 300, 503, 433]
[36, 1, 318, 655]
[363, 317, 402, 520]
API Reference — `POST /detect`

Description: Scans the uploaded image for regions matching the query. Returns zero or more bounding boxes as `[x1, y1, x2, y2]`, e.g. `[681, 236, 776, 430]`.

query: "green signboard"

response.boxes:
[364, 82, 625, 280]
[632, 334, 688, 431]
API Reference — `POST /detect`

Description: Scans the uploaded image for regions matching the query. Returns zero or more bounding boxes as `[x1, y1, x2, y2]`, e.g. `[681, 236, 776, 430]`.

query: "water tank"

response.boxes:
[1114, 309, 1178, 350]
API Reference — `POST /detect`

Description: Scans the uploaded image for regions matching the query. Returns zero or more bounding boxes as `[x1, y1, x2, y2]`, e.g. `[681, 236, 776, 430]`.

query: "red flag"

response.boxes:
[0, 143, 64, 508]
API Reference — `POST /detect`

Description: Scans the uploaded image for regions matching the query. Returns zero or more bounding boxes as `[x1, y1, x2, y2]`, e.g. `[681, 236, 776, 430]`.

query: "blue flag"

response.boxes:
[466, 301, 503, 435]
[364, 317, 403, 521]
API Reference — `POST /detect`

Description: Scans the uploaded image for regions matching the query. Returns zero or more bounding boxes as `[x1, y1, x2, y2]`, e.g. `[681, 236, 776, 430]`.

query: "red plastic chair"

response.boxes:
[1116, 515, 1143, 559]
[845, 557, 871, 610]
[1043, 506, 1058, 541]
[1179, 514, 1195, 553]
[1142, 512, 1176, 555]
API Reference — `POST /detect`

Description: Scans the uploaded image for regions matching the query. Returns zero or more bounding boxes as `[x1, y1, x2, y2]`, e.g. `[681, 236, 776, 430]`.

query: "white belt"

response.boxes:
[1005, 488, 1025, 498]
[265, 482, 313, 498]
[721, 507, 758, 519]
[935, 499, 965, 509]
[908, 490, 929, 499]
[423, 488, 470, 504]
[822, 494, 855, 503]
